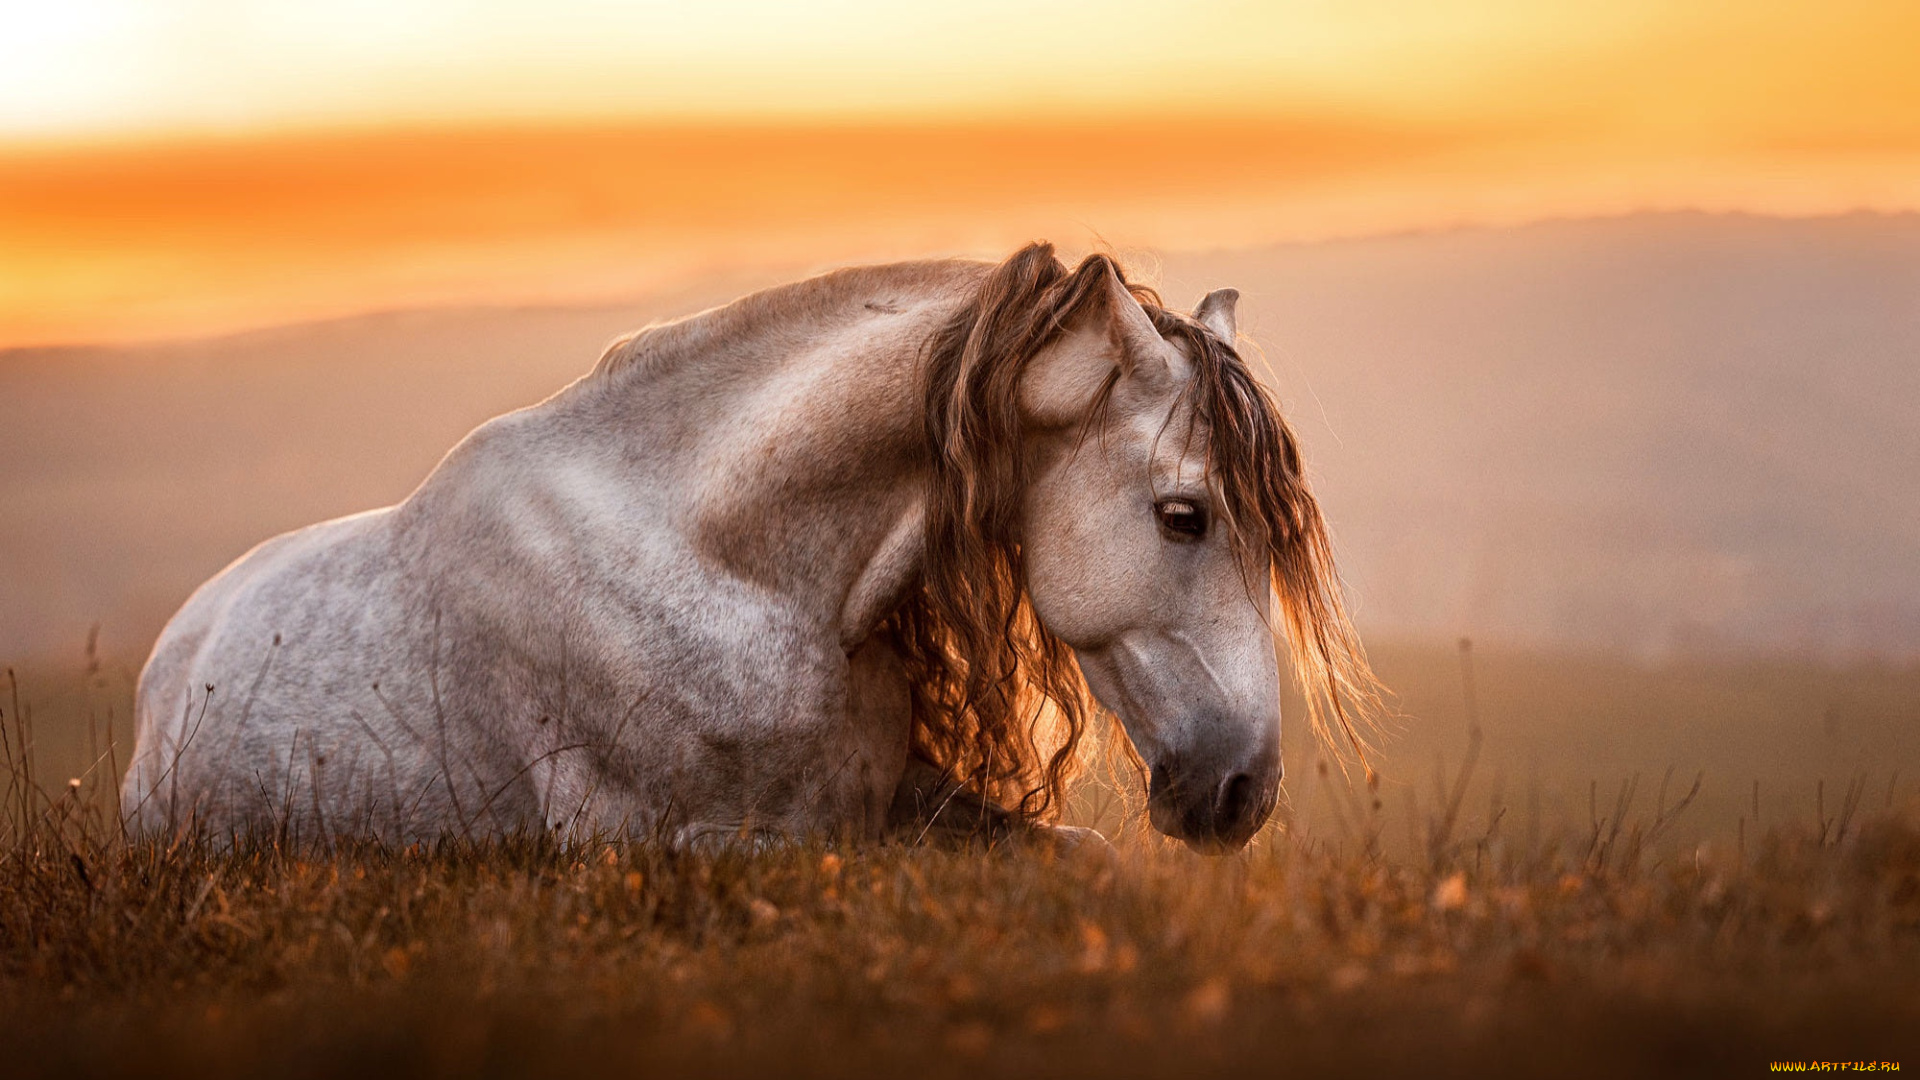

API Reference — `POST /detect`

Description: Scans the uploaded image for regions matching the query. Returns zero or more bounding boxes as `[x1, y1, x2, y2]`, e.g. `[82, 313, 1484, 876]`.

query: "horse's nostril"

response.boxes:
[1217, 772, 1256, 828]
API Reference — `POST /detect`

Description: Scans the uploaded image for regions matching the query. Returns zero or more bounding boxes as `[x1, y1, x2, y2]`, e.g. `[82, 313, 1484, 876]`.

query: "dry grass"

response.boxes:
[4, 644, 1919, 1077]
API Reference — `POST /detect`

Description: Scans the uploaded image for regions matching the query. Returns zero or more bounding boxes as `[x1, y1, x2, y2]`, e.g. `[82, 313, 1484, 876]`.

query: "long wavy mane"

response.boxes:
[880, 242, 1383, 820]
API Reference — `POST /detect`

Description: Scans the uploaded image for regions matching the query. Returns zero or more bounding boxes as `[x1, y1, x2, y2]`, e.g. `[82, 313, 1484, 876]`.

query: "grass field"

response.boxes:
[4, 640, 1918, 1076]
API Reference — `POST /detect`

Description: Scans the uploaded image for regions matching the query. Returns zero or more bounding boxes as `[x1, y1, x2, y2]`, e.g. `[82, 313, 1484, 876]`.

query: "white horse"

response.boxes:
[121, 243, 1377, 852]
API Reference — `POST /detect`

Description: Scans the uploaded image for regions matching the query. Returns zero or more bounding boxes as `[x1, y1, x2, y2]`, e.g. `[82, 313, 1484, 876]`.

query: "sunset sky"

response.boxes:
[4, 0, 1918, 346]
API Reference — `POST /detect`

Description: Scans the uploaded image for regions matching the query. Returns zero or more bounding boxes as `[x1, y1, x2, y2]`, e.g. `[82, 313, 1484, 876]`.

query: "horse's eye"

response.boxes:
[1155, 499, 1208, 541]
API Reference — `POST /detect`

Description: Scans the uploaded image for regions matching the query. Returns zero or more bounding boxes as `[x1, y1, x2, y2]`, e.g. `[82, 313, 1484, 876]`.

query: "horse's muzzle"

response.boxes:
[1146, 751, 1280, 853]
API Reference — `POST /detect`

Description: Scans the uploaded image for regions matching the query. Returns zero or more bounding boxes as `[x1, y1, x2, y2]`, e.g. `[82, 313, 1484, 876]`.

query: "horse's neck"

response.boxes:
[546, 266, 977, 647]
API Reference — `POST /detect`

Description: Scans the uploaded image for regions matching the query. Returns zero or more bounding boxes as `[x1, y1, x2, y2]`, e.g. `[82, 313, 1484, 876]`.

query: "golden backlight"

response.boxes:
[2, 0, 1918, 346]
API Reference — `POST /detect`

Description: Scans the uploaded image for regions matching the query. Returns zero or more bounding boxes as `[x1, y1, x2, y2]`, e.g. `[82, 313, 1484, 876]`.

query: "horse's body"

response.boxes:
[123, 246, 1376, 850]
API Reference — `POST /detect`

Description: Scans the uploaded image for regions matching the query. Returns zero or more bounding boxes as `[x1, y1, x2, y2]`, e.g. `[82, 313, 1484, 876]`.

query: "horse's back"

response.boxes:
[123, 508, 410, 833]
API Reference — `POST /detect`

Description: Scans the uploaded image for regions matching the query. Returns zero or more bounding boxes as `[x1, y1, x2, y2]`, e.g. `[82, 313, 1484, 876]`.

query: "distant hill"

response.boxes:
[4, 213, 1916, 662]
[1159, 213, 1920, 659]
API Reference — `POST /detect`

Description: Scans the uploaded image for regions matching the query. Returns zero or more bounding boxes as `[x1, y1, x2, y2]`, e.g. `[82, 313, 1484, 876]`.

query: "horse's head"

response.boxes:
[903, 243, 1377, 853]
[1015, 273, 1281, 851]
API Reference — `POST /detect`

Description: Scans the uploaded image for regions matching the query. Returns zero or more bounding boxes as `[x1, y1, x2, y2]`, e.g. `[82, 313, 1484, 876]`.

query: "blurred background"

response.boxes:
[3, 0, 1917, 840]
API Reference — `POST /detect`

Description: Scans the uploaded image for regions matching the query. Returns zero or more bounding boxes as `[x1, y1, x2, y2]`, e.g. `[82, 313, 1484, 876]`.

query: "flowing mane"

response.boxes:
[883, 242, 1384, 820]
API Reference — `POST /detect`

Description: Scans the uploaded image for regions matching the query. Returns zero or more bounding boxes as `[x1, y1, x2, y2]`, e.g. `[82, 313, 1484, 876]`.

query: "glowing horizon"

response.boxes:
[3, 1, 1918, 347]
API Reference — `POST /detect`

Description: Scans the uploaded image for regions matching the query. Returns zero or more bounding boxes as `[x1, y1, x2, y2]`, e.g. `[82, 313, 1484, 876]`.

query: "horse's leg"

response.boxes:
[884, 753, 1110, 853]
[850, 634, 1106, 852]
[885, 754, 1017, 847]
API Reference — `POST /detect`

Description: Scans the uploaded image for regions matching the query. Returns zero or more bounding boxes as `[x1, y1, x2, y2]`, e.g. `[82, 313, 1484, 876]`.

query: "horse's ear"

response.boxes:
[1021, 261, 1172, 427]
[1100, 261, 1170, 371]
[1193, 288, 1238, 342]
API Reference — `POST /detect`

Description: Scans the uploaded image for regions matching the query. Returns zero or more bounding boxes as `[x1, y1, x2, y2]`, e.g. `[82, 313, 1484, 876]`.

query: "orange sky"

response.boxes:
[3, 0, 1918, 347]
